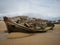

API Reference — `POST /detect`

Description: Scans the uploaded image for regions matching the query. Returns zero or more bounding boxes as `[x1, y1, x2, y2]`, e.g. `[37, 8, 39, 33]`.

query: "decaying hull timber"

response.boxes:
[3, 16, 55, 33]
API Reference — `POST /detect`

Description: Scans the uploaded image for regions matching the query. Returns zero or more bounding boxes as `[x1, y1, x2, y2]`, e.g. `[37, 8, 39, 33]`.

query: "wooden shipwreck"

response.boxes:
[3, 16, 55, 33]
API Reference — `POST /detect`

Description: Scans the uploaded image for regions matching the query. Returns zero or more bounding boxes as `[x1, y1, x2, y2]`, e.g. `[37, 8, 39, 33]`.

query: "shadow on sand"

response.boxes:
[4, 30, 47, 39]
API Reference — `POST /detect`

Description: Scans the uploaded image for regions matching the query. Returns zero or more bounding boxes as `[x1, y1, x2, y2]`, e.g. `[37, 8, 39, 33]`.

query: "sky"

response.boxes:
[0, 0, 60, 20]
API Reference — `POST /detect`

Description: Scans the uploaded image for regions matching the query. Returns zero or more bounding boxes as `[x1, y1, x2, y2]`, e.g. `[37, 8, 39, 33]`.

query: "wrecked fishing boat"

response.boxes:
[3, 16, 55, 33]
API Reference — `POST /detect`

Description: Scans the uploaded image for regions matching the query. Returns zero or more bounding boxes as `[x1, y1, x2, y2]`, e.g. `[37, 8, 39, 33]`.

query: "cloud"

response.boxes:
[0, 0, 60, 19]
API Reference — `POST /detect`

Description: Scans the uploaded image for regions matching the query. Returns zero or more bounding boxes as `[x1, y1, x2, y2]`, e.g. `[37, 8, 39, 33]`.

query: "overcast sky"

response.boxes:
[0, 0, 60, 19]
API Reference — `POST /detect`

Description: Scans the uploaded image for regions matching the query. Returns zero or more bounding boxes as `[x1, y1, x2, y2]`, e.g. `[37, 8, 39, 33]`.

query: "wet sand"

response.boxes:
[0, 21, 60, 45]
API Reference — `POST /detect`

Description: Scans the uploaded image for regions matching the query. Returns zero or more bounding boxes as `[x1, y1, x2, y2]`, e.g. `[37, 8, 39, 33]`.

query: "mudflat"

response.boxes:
[0, 21, 60, 45]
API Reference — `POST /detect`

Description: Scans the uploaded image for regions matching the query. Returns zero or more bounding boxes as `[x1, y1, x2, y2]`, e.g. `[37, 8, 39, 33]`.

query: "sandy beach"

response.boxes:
[0, 21, 60, 45]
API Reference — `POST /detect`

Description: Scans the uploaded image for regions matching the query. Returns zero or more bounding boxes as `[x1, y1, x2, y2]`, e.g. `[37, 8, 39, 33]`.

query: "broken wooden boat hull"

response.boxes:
[3, 16, 52, 33]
